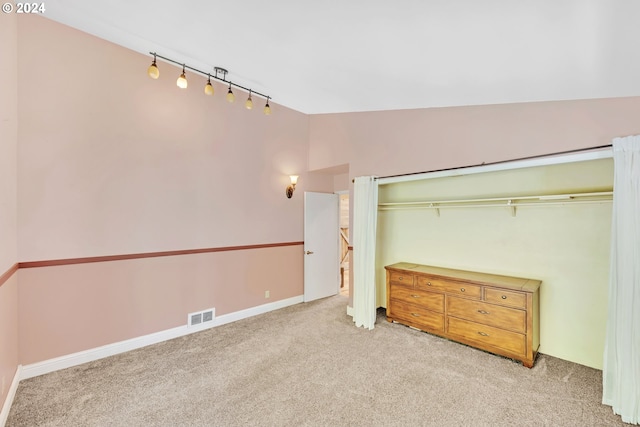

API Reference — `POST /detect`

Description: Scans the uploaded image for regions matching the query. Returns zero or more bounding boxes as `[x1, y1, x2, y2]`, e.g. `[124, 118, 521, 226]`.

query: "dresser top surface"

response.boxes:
[385, 262, 541, 292]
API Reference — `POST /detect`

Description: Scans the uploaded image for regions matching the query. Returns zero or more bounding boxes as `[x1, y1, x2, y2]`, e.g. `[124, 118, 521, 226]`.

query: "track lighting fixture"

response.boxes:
[147, 52, 272, 114]
[147, 54, 159, 79]
[204, 76, 214, 96]
[176, 65, 188, 89]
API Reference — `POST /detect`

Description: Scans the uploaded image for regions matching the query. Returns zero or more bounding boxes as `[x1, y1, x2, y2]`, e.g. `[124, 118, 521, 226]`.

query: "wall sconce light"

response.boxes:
[147, 52, 272, 115]
[286, 175, 299, 199]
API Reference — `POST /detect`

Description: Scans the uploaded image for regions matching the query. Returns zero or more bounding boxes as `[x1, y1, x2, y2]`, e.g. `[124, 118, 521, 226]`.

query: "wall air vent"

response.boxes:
[188, 308, 216, 328]
[190, 313, 202, 326]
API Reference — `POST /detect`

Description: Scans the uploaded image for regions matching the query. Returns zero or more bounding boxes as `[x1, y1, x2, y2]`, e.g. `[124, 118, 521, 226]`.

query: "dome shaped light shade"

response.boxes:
[147, 61, 159, 79]
[176, 65, 188, 89]
[147, 54, 160, 79]
[226, 84, 235, 103]
[204, 78, 214, 96]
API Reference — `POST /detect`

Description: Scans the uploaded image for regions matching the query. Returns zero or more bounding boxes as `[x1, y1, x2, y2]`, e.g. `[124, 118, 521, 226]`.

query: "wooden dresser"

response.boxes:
[385, 262, 541, 367]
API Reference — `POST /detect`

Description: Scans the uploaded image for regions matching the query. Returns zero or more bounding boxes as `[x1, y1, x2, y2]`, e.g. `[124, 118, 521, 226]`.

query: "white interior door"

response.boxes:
[304, 192, 340, 302]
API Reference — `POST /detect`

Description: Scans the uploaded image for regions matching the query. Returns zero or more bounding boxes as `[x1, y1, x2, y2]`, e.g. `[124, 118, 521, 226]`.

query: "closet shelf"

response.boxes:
[378, 191, 613, 216]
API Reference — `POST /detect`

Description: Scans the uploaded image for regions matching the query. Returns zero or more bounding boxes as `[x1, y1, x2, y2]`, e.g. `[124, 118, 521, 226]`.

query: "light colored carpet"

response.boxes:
[7, 295, 627, 426]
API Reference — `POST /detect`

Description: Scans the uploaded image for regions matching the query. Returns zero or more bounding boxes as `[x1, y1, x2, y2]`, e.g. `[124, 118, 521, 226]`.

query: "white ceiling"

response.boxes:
[43, 0, 640, 114]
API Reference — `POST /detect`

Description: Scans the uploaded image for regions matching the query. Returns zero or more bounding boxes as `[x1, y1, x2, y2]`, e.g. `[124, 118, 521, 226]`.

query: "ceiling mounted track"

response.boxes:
[146, 52, 272, 115]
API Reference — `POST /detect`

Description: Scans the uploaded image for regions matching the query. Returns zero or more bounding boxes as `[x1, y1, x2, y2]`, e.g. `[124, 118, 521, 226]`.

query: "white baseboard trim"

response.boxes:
[20, 295, 303, 381]
[0, 365, 22, 427]
[346, 304, 353, 317]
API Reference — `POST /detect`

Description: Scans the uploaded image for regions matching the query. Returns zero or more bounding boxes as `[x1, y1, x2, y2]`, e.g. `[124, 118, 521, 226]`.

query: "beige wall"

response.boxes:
[0, 10, 19, 410]
[377, 159, 613, 369]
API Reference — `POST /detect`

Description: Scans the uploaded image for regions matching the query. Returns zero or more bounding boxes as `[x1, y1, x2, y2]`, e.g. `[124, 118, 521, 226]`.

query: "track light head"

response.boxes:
[226, 84, 235, 103]
[245, 90, 253, 110]
[147, 54, 159, 79]
[263, 98, 272, 116]
[177, 65, 188, 89]
[204, 76, 214, 96]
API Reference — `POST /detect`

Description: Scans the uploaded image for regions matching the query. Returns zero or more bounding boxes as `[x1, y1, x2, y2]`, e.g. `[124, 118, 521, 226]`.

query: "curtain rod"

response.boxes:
[352, 144, 613, 183]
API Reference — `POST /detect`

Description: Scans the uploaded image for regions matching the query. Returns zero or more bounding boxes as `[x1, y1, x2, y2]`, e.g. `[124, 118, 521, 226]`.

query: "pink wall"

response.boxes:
[309, 97, 640, 177]
[0, 2, 18, 274]
[18, 245, 302, 364]
[0, 276, 18, 405]
[0, 10, 19, 411]
[18, 16, 309, 262]
[14, 16, 309, 366]
[333, 173, 350, 192]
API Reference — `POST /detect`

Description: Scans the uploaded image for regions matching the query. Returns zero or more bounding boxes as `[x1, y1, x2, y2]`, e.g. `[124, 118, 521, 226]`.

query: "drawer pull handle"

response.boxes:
[477, 310, 490, 315]
[411, 294, 421, 298]
[460, 288, 466, 292]
[427, 282, 432, 286]
[501, 295, 507, 299]
[398, 277, 403, 281]
[411, 313, 420, 317]
[478, 331, 489, 337]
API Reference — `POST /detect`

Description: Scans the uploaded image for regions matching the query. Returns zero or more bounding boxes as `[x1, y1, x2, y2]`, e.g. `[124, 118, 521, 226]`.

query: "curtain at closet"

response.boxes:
[602, 135, 640, 425]
[352, 176, 378, 330]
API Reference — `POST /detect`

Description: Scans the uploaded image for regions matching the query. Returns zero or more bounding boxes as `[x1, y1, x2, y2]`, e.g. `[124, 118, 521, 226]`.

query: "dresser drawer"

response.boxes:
[447, 317, 526, 356]
[389, 300, 444, 332]
[390, 284, 444, 313]
[447, 297, 526, 333]
[485, 288, 527, 309]
[389, 271, 414, 287]
[416, 276, 481, 299]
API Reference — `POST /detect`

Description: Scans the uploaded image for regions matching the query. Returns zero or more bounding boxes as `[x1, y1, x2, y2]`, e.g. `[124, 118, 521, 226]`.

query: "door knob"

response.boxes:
[305, 251, 314, 255]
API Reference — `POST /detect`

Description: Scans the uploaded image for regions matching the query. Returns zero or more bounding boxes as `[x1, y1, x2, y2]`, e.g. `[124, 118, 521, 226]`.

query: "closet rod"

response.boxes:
[378, 191, 613, 211]
[352, 144, 612, 183]
[378, 191, 612, 207]
[379, 200, 612, 211]
[376, 144, 612, 181]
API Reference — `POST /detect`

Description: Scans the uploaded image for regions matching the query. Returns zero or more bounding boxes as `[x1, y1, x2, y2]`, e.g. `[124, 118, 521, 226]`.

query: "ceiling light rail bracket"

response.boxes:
[213, 67, 228, 80]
